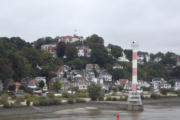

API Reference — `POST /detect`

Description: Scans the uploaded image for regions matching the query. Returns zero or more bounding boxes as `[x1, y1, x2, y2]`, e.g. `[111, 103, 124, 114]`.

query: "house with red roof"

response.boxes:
[59, 34, 83, 43]
[77, 46, 91, 57]
[41, 44, 57, 58]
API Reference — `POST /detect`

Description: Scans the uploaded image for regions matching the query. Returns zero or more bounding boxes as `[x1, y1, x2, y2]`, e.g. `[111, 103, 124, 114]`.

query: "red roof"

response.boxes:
[32, 79, 35, 83]
[48, 46, 56, 52]
[15, 82, 21, 87]
[59, 66, 64, 72]
[119, 79, 128, 87]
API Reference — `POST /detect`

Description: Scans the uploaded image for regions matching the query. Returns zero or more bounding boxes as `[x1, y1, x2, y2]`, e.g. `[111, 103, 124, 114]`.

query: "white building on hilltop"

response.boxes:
[59, 34, 83, 43]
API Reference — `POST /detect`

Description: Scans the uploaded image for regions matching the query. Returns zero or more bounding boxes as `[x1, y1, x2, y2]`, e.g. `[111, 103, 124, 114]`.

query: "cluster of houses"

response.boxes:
[0, 63, 180, 95]
[41, 34, 91, 58]
[40, 34, 157, 65]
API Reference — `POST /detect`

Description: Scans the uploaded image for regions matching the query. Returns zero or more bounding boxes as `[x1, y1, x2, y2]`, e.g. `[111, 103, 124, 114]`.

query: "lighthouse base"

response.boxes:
[127, 91, 143, 111]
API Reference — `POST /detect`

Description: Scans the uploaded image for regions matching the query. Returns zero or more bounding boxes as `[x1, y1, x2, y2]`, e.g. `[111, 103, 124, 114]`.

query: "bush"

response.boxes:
[160, 88, 168, 95]
[47, 93, 55, 98]
[141, 86, 151, 91]
[118, 86, 124, 91]
[33, 97, 61, 106]
[119, 96, 128, 101]
[3, 101, 10, 108]
[24, 93, 31, 99]
[175, 90, 180, 95]
[67, 98, 75, 104]
[98, 90, 104, 101]
[87, 83, 103, 101]
[106, 97, 112, 101]
[0, 94, 8, 104]
[141, 95, 144, 99]
[14, 97, 24, 107]
[76, 98, 86, 103]
[112, 97, 117, 101]
[33, 101, 39, 106]
[151, 94, 160, 99]
[26, 99, 31, 106]
[75, 92, 87, 98]
[62, 91, 71, 98]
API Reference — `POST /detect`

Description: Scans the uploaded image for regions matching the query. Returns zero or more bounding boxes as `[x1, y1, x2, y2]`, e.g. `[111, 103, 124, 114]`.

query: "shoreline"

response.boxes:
[0, 97, 180, 117]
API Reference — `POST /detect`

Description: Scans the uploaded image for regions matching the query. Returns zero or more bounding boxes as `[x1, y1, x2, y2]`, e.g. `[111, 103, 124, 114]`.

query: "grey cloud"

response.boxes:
[0, 0, 180, 54]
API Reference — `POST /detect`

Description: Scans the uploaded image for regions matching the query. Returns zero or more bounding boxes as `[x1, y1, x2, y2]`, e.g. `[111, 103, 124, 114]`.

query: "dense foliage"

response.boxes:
[0, 34, 180, 84]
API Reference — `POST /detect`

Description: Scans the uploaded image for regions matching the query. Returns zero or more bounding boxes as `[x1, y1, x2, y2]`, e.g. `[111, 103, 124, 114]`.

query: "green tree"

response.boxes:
[108, 44, 123, 59]
[68, 58, 89, 70]
[54, 80, 62, 92]
[86, 34, 104, 46]
[33, 37, 57, 49]
[87, 83, 103, 101]
[56, 42, 66, 58]
[124, 49, 132, 61]
[8, 85, 16, 91]
[65, 44, 78, 60]
[38, 80, 45, 92]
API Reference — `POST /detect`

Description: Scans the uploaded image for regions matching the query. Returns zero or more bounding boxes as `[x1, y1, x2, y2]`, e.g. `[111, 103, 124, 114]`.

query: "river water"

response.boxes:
[1, 103, 180, 120]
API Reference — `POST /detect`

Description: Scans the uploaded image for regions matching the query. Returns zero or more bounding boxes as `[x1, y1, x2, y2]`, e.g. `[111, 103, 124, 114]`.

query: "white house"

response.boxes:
[151, 78, 171, 90]
[124, 81, 132, 90]
[117, 52, 129, 62]
[174, 80, 180, 90]
[137, 80, 150, 89]
[113, 63, 123, 69]
[56, 65, 71, 78]
[28, 77, 48, 92]
[99, 72, 112, 82]
[59, 34, 83, 43]
[154, 57, 162, 62]
[77, 46, 91, 57]
[137, 52, 150, 64]
[41, 44, 57, 58]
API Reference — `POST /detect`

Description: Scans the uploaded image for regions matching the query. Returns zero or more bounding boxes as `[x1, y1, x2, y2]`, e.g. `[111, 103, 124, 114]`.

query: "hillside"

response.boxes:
[0, 34, 180, 83]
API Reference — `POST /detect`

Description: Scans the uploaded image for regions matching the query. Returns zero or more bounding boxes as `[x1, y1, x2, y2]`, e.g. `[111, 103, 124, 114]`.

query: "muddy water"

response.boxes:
[0, 103, 180, 120]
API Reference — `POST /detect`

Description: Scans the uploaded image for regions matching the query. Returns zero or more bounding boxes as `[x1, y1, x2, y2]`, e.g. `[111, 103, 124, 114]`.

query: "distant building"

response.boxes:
[124, 81, 132, 90]
[174, 80, 180, 90]
[113, 63, 123, 69]
[15, 82, 21, 92]
[86, 64, 100, 72]
[154, 57, 162, 63]
[41, 44, 57, 58]
[56, 65, 71, 78]
[59, 34, 83, 43]
[28, 77, 48, 92]
[117, 52, 129, 62]
[138, 52, 150, 64]
[137, 80, 150, 89]
[151, 78, 171, 91]
[77, 46, 91, 57]
[99, 72, 112, 82]
[116, 79, 129, 87]
[169, 79, 180, 91]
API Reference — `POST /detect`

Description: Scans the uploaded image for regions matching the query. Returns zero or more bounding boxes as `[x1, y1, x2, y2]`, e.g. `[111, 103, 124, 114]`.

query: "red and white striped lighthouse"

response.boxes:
[131, 41, 138, 92]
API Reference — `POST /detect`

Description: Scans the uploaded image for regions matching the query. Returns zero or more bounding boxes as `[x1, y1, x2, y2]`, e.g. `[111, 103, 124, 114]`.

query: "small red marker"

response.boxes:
[116, 114, 120, 120]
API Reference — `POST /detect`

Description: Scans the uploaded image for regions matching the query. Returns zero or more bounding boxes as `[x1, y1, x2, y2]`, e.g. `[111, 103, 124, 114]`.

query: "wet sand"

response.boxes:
[0, 97, 180, 118]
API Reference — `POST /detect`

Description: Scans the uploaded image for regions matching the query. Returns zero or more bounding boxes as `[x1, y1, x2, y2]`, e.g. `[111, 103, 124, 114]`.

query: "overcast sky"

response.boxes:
[0, 0, 180, 54]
